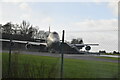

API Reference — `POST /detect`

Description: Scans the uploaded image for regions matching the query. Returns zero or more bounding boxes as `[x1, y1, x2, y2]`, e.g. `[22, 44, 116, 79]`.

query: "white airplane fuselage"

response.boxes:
[47, 32, 60, 50]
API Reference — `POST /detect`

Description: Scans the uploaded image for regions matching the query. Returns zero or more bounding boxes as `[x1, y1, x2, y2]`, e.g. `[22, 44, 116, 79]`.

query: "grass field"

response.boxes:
[2, 52, 118, 78]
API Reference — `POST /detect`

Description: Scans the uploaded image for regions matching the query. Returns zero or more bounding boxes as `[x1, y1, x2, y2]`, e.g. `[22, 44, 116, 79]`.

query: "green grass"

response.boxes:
[2, 52, 118, 78]
[64, 58, 118, 78]
[2, 52, 61, 78]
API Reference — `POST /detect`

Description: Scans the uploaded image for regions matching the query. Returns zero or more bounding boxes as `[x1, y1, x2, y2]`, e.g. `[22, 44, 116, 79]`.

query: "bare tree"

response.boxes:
[19, 20, 31, 35]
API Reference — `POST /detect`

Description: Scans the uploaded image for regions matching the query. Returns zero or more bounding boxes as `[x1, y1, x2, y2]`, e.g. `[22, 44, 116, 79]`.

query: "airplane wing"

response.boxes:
[71, 43, 99, 50]
[72, 43, 99, 47]
[0, 39, 47, 46]
[0, 39, 10, 42]
[28, 42, 47, 46]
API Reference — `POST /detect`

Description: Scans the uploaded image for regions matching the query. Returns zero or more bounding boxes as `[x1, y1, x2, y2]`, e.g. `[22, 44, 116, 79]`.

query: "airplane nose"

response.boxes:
[52, 39, 59, 43]
[54, 40, 59, 43]
[52, 39, 60, 46]
[53, 41, 59, 45]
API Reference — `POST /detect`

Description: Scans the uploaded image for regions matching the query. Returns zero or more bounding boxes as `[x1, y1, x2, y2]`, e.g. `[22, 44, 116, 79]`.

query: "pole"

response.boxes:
[8, 34, 12, 77]
[60, 30, 65, 78]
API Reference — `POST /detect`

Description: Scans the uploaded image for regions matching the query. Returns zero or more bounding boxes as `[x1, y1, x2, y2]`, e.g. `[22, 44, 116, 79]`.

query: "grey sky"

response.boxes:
[0, 0, 119, 52]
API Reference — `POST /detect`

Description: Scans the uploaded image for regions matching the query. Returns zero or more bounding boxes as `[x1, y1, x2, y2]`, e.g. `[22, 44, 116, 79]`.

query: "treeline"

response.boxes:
[0, 20, 40, 41]
[99, 50, 120, 54]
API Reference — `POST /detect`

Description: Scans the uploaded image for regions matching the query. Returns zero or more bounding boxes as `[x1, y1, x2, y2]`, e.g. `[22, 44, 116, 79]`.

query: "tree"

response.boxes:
[113, 51, 117, 54]
[28, 26, 36, 38]
[1, 20, 39, 39]
[0, 24, 2, 28]
[2, 22, 14, 34]
[19, 20, 39, 38]
[71, 38, 83, 44]
[77, 38, 83, 44]
[71, 39, 77, 44]
[113, 51, 119, 54]
[19, 20, 31, 35]
[12, 24, 21, 34]
[0, 24, 2, 33]
[99, 50, 106, 53]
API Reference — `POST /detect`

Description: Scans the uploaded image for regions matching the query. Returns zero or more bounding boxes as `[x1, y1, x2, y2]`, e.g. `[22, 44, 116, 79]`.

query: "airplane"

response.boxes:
[0, 27, 61, 53]
[0, 27, 99, 53]
[0, 32, 60, 52]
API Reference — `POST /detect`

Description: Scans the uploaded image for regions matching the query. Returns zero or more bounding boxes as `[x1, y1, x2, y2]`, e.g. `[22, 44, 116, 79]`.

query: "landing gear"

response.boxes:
[49, 49, 56, 53]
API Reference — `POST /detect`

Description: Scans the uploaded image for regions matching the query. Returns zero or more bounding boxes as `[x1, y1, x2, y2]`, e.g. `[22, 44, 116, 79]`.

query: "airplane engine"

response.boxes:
[25, 44, 31, 49]
[85, 46, 91, 51]
[11, 42, 15, 46]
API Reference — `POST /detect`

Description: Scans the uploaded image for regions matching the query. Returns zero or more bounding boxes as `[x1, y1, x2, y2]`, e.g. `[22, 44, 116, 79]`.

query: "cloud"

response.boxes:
[1, 0, 24, 2]
[20, 14, 31, 20]
[0, 2, 118, 51]
[64, 19, 118, 51]
[107, 2, 118, 16]
[70, 19, 118, 31]
[92, 0, 119, 2]
[1, 0, 118, 17]
[19, 2, 30, 11]
[80, 0, 118, 17]
[1, 0, 119, 2]
[97, 0, 118, 17]
[41, 17, 54, 23]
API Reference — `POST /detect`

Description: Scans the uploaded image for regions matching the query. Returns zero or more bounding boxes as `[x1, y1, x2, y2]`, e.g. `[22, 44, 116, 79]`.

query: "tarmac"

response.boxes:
[2, 50, 119, 63]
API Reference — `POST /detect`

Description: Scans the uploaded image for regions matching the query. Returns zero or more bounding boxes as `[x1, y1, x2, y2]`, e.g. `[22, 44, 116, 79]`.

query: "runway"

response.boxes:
[2, 50, 119, 63]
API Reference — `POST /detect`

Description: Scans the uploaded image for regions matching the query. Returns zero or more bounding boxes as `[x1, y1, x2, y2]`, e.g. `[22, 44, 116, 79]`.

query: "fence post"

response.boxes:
[8, 34, 12, 77]
[60, 30, 65, 78]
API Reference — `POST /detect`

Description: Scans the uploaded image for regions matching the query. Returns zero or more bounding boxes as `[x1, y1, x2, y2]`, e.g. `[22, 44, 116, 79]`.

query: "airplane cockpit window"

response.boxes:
[53, 32, 58, 34]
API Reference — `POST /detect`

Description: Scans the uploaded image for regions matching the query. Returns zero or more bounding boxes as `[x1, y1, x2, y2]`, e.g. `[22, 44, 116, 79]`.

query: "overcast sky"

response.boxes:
[0, 0, 119, 52]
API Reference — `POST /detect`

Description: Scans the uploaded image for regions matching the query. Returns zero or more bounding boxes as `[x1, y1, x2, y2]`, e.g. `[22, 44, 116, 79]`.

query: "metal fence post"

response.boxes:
[8, 34, 12, 77]
[60, 30, 65, 78]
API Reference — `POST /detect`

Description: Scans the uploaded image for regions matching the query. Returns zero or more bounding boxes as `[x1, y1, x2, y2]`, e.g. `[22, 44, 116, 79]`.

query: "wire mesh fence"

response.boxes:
[2, 49, 61, 78]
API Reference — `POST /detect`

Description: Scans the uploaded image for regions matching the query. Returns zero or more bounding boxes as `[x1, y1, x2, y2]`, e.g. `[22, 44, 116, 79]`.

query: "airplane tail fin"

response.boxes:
[49, 25, 50, 33]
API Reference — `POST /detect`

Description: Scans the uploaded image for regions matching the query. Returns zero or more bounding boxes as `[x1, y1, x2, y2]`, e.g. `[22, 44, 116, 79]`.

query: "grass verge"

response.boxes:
[2, 52, 118, 78]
